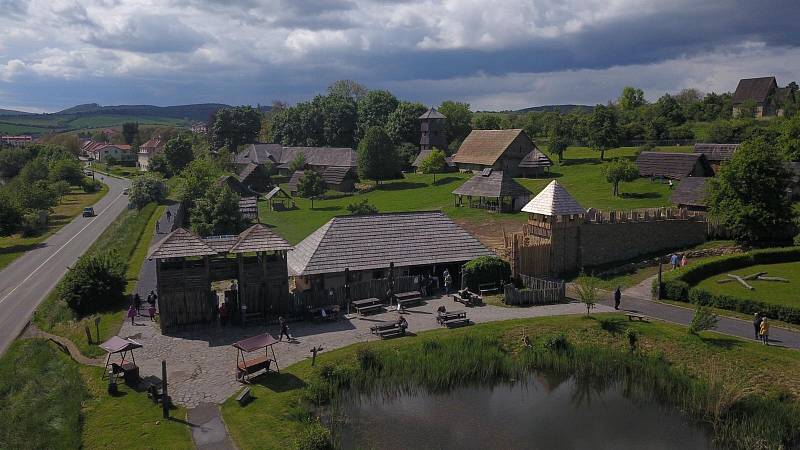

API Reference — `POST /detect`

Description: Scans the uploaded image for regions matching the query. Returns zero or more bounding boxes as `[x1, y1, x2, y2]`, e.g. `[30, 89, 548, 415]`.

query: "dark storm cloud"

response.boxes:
[85, 15, 210, 54]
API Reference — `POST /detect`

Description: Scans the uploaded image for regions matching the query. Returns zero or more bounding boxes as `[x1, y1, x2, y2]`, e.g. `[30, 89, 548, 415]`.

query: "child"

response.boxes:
[148, 304, 156, 321]
[127, 305, 137, 325]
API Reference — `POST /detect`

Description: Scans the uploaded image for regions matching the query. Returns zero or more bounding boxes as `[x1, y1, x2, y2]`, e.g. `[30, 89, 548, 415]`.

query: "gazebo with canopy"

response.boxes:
[233, 333, 280, 382]
[100, 336, 143, 384]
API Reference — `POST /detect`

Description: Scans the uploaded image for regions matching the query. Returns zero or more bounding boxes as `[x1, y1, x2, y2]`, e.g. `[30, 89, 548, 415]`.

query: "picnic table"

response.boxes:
[437, 310, 470, 328]
[394, 291, 422, 308]
[352, 298, 384, 316]
[453, 289, 482, 307]
[371, 321, 407, 339]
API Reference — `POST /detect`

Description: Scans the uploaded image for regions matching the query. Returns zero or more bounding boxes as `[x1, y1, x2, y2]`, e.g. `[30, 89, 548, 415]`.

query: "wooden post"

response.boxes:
[657, 261, 663, 300]
[161, 360, 169, 419]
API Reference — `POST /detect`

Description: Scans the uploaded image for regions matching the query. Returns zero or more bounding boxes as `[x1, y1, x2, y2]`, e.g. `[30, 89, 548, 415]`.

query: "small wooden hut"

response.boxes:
[452, 169, 531, 212]
[265, 186, 295, 211]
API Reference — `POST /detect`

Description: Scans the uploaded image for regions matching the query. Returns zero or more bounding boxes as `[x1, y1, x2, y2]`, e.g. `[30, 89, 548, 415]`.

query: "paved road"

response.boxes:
[0, 175, 131, 355]
[603, 276, 800, 350]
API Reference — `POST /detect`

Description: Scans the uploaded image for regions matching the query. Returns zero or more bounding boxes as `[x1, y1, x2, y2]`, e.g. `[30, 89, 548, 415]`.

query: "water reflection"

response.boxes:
[332, 373, 716, 450]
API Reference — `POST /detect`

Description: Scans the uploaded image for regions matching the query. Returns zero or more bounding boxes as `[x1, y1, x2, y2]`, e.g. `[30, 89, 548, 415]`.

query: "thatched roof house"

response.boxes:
[635, 152, 712, 180]
[451, 129, 536, 177]
[452, 170, 531, 212]
[518, 148, 553, 177]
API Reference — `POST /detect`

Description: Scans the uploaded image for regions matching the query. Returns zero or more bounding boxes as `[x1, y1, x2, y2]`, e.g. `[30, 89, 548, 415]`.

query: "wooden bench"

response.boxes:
[626, 313, 648, 322]
[237, 355, 272, 381]
[236, 387, 252, 406]
[442, 317, 470, 328]
[437, 310, 467, 325]
[353, 298, 384, 316]
[453, 290, 482, 307]
[478, 283, 500, 296]
[376, 325, 406, 339]
[394, 291, 422, 308]
[370, 322, 399, 335]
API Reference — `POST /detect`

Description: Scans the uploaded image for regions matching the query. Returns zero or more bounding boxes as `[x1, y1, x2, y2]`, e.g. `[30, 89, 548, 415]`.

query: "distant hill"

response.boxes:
[56, 103, 232, 122]
[0, 108, 35, 116]
[514, 104, 594, 114]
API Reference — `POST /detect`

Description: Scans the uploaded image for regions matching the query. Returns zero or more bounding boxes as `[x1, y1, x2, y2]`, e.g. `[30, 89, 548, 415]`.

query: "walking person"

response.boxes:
[760, 317, 770, 345]
[614, 286, 622, 310]
[156, 220, 160, 234]
[669, 253, 679, 270]
[166, 209, 172, 221]
[680, 254, 688, 268]
[127, 305, 137, 325]
[444, 271, 453, 296]
[147, 290, 158, 308]
[278, 316, 291, 341]
[133, 292, 142, 315]
[148, 304, 156, 321]
[753, 313, 762, 340]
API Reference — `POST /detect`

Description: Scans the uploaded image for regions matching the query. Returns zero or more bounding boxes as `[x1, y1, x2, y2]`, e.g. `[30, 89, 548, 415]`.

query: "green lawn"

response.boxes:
[0, 113, 186, 135]
[0, 183, 109, 271]
[0, 339, 191, 450]
[694, 261, 800, 308]
[221, 313, 800, 449]
[261, 145, 694, 244]
[91, 162, 142, 178]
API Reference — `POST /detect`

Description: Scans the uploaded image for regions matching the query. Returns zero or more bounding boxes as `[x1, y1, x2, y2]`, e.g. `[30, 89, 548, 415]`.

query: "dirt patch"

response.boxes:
[455, 218, 523, 252]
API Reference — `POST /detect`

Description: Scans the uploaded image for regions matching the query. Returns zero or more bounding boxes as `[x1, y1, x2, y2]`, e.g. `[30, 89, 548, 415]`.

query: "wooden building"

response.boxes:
[287, 211, 494, 291]
[452, 169, 531, 212]
[671, 177, 710, 211]
[147, 225, 292, 330]
[451, 129, 536, 177]
[732, 76, 794, 118]
[235, 144, 357, 187]
[693, 143, 739, 172]
[321, 166, 357, 192]
[419, 107, 447, 151]
[238, 162, 272, 192]
[635, 152, 712, 180]
[518, 148, 553, 177]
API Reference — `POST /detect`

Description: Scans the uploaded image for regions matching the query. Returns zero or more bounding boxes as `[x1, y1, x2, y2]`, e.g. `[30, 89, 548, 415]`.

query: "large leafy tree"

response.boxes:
[190, 184, 245, 236]
[585, 104, 620, 160]
[708, 137, 796, 244]
[438, 101, 472, 144]
[164, 135, 195, 174]
[472, 112, 508, 130]
[129, 174, 167, 209]
[618, 86, 645, 111]
[356, 90, 399, 140]
[48, 158, 83, 185]
[211, 106, 262, 151]
[546, 115, 571, 163]
[0, 148, 32, 178]
[357, 126, 400, 184]
[58, 252, 127, 315]
[0, 192, 22, 236]
[314, 94, 357, 147]
[418, 148, 447, 183]
[296, 170, 326, 208]
[779, 113, 800, 160]
[385, 101, 427, 145]
[601, 158, 638, 196]
[326, 79, 368, 102]
[121, 122, 139, 145]
[175, 158, 221, 207]
[288, 153, 307, 173]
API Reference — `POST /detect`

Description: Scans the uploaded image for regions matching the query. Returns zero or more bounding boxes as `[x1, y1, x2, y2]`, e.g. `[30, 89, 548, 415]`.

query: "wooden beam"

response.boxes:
[727, 274, 754, 290]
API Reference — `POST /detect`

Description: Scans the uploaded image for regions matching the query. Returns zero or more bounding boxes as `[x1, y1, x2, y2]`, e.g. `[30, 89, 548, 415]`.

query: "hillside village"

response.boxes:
[3, 74, 800, 450]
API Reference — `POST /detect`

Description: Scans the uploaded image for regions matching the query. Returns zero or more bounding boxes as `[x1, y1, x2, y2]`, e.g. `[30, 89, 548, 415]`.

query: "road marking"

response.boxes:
[0, 187, 127, 307]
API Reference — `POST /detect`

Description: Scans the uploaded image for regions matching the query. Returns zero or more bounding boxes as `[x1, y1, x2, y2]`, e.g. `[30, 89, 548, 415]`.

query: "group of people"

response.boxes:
[128, 290, 158, 324]
[753, 313, 770, 345]
[669, 253, 688, 270]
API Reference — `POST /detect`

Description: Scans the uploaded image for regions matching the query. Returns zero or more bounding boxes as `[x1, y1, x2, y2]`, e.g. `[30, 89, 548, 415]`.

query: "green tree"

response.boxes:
[190, 184, 245, 236]
[296, 170, 326, 208]
[395, 142, 420, 169]
[356, 90, 399, 139]
[708, 137, 796, 244]
[704, 120, 735, 143]
[314, 93, 357, 147]
[472, 112, 508, 130]
[418, 148, 447, 183]
[688, 305, 719, 335]
[586, 104, 620, 160]
[326, 79, 368, 102]
[211, 106, 262, 150]
[0, 148, 32, 178]
[58, 252, 127, 315]
[48, 158, 83, 185]
[385, 101, 427, 145]
[547, 116, 571, 163]
[654, 93, 685, 126]
[0, 192, 22, 236]
[14, 179, 57, 212]
[129, 174, 167, 209]
[737, 99, 757, 119]
[438, 101, 473, 144]
[288, 153, 307, 173]
[175, 158, 221, 207]
[779, 113, 800, 160]
[121, 122, 139, 145]
[618, 86, 645, 111]
[148, 153, 172, 177]
[357, 126, 400, 184]
[19, 158, 49, 182]
[346, 199, 378, 215]
[574, 274, 600, 315]
[164, 135, 195, 174]
[601, 158, 639, 196]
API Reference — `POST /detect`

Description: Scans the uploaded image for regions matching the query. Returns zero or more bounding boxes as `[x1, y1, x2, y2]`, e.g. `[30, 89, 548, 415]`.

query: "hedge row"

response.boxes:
[654, 247, 800, 324]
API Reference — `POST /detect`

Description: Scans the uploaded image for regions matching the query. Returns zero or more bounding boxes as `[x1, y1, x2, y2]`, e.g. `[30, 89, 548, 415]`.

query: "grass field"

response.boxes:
[221, 313, 800, 449]
[33, 202, 161, 358]
[0, 183, 109, 271]
[694, 262, 800, 308]
[0, 339, 191, 450]
[0, 113, 186, 135]
[261, 145, 693, 244]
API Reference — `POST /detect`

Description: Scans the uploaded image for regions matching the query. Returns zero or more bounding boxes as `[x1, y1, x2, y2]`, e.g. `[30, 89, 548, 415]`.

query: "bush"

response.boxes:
[294, 421, 332, 450]
[129, 173, 166, 209]
[625, 329, 639, 353]
[543, 334, 572, 353]
[82, 178, 102, 193]
[19, 210, 48, 237]
[688, 305, 719, 335]
[462, 256, 510, 291]
[345, 199, 378, 215]
[57, 252, 128, 315]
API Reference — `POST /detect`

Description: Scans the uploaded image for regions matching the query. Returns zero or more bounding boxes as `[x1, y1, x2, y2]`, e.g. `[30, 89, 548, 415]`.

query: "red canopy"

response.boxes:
[100, 336, 142, 354]
[233, 333, 278, 353]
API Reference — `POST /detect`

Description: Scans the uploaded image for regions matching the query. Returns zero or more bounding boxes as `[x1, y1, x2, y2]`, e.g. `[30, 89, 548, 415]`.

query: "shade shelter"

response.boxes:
[452, 169, 531, 212]
[100, 336, 142, 380]
[265, 186, 295, 211]
[233, 333, 280, 382]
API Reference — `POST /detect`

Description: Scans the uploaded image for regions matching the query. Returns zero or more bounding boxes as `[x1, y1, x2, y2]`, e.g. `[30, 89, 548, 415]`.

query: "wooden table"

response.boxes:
[352, 298, 384, 315]
[394, 291, 422, 308]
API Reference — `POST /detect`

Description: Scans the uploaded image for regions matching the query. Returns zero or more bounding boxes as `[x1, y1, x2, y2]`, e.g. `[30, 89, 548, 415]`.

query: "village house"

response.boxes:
[216, 175, 260, 221]
[0, 135, 33, 147]
[635, 152, 713, 179]
[236, 144, 358, 191]
[731, 76, 795, 118]
[84, 142, 135, 164]
[671, 177, 711, 211]
[451, 129, 539, 177]
[190, 122, 208, 134]
[288, 211, 494, 292]
[452, 169, 531, 212]
[693, 143, 739, 173]
[137, 137, 165, 171]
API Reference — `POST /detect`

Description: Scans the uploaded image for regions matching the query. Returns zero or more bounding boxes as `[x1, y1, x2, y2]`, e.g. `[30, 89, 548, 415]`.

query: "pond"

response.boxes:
[332, 373, 716, 450]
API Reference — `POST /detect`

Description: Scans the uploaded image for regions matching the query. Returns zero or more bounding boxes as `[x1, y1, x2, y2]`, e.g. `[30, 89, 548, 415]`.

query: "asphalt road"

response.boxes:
[0, 174, 131, 355]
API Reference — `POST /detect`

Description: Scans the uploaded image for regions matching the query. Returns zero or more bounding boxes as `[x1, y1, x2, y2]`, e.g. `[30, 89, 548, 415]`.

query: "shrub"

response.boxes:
[356, 348, 382, 372]
[625, 329, 639, 353]
[82, 178, 102, 193]
[689, 305, 719, 335]
[19, 210, 48, 237]
[543, 334, 572, 353]
[294, 421, 332, 450]
[345, 199, 378, 215]
[57, 252, 127, 315]
[462, 256, 510, 291]
[129, 173, 166, 209]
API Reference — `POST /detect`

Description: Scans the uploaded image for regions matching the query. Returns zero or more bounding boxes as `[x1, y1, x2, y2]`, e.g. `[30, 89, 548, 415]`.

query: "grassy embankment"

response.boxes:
[260, 145, 692, 244]
[91, 162, 142, 178]
[0, 183, 109, 271]
[33, 202, 163, 358]
[0, 113, 186, 135]
[693, 261, 800, 309]
[222, 314, 800, 450]
[0, 339, 191, 450]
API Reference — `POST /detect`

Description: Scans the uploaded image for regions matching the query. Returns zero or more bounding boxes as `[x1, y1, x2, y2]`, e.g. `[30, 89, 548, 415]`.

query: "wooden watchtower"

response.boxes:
[419, 107, 447, 151]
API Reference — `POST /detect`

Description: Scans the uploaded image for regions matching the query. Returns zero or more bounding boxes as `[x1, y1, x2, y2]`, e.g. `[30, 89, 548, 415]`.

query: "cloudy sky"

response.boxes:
[1, 0, 800, 112]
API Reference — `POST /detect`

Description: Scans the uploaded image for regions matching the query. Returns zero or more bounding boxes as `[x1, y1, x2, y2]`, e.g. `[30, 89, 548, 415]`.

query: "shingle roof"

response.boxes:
[235, 143, 282, 165]
[671, 177, 710, 208]
[287, 211, 494, 276]
[238, 196, 258, 220]
[217, 174, 255, 196]
[518, 148, 553, 168]
[238, 162, 259, 181]
[265, 186, 291, 200]
[452, 129, 527, 166]
[693, 143, 739, 163]
[228, 223, 292, 253]
[521, 180, 584, 216]
[419, 107, 446, 119]
[732, 77, 777, 104]
[236, 144, 356, 168]
[452, 170, 530, 198]
[321, 166, 352, 185]
[139, 138, 164, 154]
[636, 152, 708, 179]
[148, 228, 217, 259]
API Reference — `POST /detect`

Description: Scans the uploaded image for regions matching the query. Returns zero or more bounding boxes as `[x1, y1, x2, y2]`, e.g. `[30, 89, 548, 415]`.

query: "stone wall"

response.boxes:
[578, 220, 707, 269]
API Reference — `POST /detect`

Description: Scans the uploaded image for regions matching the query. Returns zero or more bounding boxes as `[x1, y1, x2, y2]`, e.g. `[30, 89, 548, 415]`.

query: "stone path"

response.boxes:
[609, 275, 800, 350]
[187, 403, 236, 450]
[118, 297, 613, 407]
[135, 203, 180, 302]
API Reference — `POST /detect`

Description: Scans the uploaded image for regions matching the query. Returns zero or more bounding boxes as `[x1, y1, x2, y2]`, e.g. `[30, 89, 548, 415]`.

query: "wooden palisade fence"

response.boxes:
[503, 274, 565, 306]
